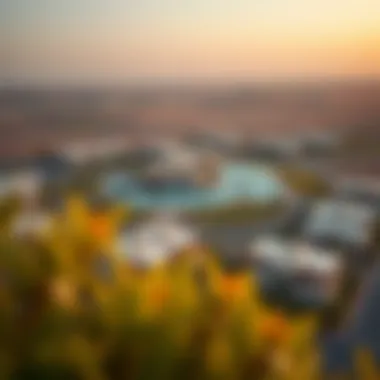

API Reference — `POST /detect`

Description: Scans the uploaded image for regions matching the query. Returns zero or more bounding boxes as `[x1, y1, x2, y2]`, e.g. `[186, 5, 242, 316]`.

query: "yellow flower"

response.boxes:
[65, 196, 89, 232]
[258, 312, 291, 346]
[89, 214, 113, 242]
[219, 273, 251, 305]
[135, 269, 172, 320]
[146, 282, 170, 315]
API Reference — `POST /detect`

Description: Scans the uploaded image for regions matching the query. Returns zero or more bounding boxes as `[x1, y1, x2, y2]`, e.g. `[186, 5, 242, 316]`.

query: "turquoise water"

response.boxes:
[101, 162, 286, 211]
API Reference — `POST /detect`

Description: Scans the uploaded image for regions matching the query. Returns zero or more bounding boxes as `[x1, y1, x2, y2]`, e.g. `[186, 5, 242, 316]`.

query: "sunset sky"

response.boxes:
[1, 0, 380, 85]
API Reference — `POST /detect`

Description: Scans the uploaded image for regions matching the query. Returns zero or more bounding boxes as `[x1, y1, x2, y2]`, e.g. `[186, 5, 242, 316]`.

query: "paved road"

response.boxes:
[319, 258, 380, 374]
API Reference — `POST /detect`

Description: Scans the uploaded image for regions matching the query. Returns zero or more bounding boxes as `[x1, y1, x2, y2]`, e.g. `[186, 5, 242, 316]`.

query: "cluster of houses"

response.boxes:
[250, 197, 378, 308]
[0, 128, 342, 202]
[0, 137, 133, 238]
[113, 180, 378, 308]
[1, 129, 379, 311]
[0, 136, 133, 195]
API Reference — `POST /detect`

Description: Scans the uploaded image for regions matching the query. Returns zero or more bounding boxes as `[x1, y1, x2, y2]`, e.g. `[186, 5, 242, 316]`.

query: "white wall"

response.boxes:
[0, 170, 43, 200]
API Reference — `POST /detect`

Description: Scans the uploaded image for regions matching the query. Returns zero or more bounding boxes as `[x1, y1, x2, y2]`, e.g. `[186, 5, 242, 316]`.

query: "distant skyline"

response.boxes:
[1, 0, 380, 85]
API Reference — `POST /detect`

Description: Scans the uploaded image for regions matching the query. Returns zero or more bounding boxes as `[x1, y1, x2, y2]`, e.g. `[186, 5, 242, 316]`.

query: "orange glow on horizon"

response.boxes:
[2, 0, 380, 83]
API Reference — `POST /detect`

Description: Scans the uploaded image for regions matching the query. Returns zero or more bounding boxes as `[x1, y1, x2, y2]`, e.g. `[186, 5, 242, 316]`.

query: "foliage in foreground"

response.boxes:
[0, 196, 379, 380]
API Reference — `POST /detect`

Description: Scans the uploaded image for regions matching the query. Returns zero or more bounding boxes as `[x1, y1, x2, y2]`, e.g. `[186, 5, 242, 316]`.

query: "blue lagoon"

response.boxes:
[102, 162, 286, 211]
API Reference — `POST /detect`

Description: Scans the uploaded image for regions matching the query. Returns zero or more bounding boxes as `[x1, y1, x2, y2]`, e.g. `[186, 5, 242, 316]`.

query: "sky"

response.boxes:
[1, 0, 380, 85]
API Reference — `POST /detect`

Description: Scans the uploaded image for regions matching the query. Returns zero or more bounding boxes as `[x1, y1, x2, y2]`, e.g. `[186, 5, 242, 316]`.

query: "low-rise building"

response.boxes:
[0, 169, 43, 201]
[250, 235, 343, 306]
[11, 211, 52, 238]
[304, 199, 377, 249]
[116, 213, 198, 268]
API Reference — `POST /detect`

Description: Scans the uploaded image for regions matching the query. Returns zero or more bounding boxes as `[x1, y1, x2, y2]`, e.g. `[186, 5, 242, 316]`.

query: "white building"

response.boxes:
[250, 235, 342, 277]
[116, 213, 198, 268]
[304, 200, 376, 247]
[0, 169, 43, 201]
[250, 235, 343, 302]
[11, 211, 52, 238]
[59, 137, 131, 166]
